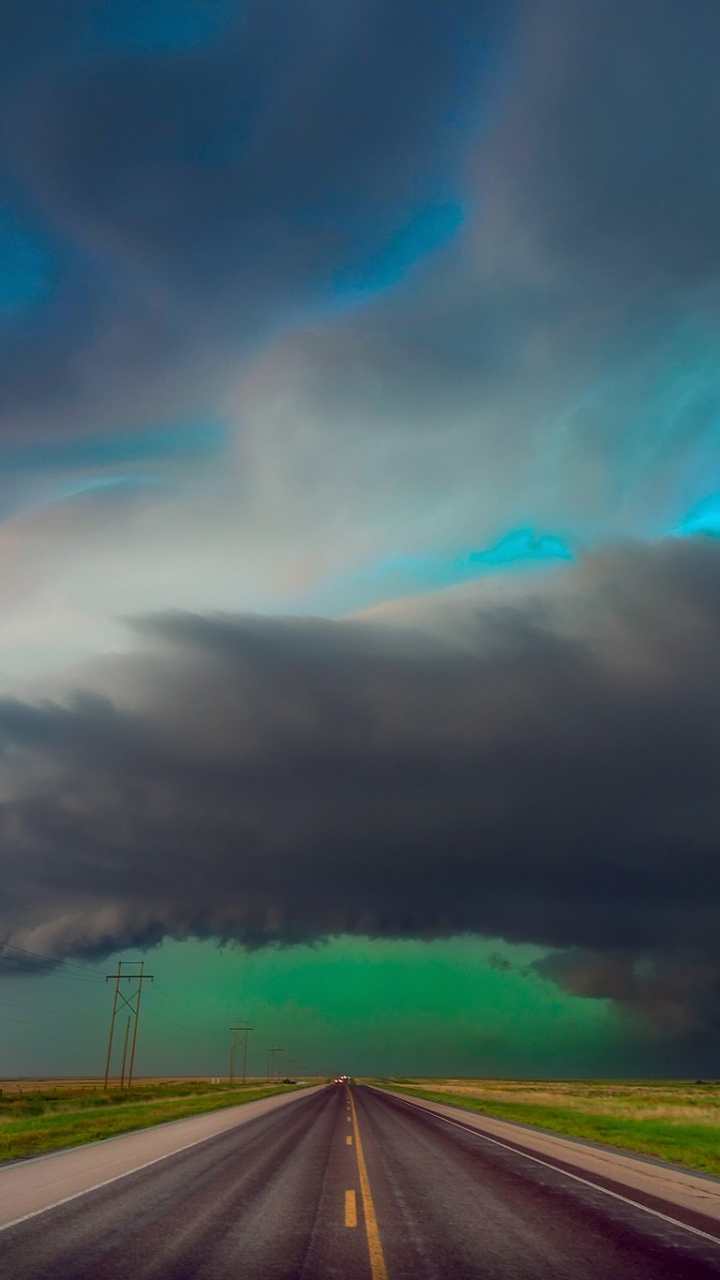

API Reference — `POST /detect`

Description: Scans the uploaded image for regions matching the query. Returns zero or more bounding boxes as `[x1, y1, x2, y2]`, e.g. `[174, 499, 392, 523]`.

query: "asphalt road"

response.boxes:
[3, 1083, 720, 1279]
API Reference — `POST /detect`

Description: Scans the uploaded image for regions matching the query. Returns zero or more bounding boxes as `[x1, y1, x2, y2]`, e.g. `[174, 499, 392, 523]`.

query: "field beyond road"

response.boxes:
[375, 1078, 720, 1177]
[0, 1079, 306, 1164]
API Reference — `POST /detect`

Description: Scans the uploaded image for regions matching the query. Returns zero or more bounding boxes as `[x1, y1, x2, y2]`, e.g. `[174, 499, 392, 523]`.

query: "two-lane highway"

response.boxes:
[2, 1083, 720, 1278]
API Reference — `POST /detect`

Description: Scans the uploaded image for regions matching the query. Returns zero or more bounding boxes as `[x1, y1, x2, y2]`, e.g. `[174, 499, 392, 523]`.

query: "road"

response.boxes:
[2, 1083, 720, 1278]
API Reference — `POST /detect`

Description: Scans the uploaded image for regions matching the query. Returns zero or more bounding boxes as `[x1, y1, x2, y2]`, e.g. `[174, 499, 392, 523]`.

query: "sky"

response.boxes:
[3, 0, 720, 1079]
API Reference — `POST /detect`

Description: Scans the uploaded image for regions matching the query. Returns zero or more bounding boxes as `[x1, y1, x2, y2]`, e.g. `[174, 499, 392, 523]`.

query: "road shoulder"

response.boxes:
[379, 1086, 720, 1230]
[0, 1085, 323, 1232]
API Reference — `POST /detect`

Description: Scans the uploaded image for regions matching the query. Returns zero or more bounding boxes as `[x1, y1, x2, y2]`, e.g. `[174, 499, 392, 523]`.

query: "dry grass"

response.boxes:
[398, 1078, 720, 1125]
[376, 1078, 720, 1176]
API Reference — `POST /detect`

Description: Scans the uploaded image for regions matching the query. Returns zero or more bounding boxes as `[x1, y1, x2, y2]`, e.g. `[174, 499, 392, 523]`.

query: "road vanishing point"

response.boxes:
[3, 1082, 720, 1278]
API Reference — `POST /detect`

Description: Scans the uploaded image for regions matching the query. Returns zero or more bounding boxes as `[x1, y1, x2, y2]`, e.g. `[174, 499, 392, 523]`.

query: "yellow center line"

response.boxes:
[346, 1134, 353, 1145]
[348, 1090, 388, 1280]
[345, 1189, 358, 1227]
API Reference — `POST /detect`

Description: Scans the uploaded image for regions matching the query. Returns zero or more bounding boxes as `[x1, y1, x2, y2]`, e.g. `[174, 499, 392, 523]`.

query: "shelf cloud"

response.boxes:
[3, 536, 720, 1035]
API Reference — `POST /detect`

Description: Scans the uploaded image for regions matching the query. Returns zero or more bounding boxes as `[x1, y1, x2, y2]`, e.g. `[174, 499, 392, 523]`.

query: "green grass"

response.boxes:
[0, 1083, 301, 1164]
[378, 1084, 720, 1178]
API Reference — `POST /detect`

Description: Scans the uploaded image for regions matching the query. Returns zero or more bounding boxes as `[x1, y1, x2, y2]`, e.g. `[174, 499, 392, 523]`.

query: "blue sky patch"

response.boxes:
[294, 527, 574, 617]
[465, 528, 575, 568]
[677, 493, 720, 537]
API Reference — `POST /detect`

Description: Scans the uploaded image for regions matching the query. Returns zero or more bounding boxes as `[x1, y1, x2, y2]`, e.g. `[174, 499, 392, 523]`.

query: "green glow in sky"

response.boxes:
[0, 936, 629, 1080]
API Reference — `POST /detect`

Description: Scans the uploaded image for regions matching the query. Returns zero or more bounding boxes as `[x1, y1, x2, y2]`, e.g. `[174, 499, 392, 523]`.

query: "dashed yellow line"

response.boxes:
[345, 1189, 358, 1227]
[346, 1134, 353, 1145]
[348, 1090, 388, 1280]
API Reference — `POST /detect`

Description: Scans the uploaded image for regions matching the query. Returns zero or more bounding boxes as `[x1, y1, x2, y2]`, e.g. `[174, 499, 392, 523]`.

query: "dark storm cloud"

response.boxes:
[4, 537, 720, 1034]
[0, 0, 500, 434]
[433, 0, 720, 377]
[3, 0, 718, 444]
[482, 0, 720, 287]
[0, 0, 715, 570]
[252, 0, 720, 547]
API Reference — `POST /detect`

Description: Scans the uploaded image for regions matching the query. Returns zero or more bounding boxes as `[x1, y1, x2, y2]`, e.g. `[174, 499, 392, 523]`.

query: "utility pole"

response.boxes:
[268, 1046, 284, 1080]
[103, 961, 154, 1089]
[229, 1022, 253, 1085]
[119, 1016, 131, 1089]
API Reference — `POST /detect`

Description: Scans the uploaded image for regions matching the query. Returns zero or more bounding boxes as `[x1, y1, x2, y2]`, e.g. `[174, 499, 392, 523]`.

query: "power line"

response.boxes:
[0, 887, 56, 926]
[0, 892, 264, 1078]
[0, 997, 104, 1020]
[0, 889, 109, 979]
[0, 886, 51, 914]
[229, 1022, 253, 1084]
[0, 960, 102, 983]
[0, 941, 104, 978]
[145, 1005, 213, 1037]
[0, 1013, 105, 1030]
[151, 980, 209, 1016]
[104, 961, 154, 1089]
[267, 1046, 284, 1081]
[151, 982, 238, 1036]
[0, 891, 62, 936]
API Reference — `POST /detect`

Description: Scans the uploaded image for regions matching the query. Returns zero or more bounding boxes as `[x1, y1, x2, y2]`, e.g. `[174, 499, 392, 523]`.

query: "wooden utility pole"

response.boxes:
[229, 1022, 253, 1085]
[119, 1016, 131, 1089]
[103, 961, 154, 1089]
[268, 1046, 284, 1081]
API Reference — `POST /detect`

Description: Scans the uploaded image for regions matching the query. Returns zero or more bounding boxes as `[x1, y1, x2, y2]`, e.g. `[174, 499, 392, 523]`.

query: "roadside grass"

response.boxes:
[0, 1082, 301, 1164]
[372, 1080, 720, 1178]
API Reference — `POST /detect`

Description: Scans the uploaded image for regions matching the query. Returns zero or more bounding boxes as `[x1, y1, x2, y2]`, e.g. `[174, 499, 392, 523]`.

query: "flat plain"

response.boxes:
[0, 1078, 305, 1163]
[377, 1078, 720, 1176]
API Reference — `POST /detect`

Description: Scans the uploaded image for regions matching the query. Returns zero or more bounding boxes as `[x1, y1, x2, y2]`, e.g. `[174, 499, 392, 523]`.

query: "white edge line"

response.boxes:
[0, 1088, 318, 1237]
[378, 1089, 720, 1249]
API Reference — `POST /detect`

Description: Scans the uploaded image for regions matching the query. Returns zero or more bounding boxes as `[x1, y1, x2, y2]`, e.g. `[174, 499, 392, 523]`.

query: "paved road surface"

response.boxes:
[385, 1087, 720, 1227]
[3, 1083, 720, 1278]
[0, 1088, 322, 1230]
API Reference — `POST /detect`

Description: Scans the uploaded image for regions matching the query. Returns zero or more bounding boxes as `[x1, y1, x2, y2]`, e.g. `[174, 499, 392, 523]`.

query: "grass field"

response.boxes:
[0, 1079, 305, 1164]
[376, 1078, 720, 1177]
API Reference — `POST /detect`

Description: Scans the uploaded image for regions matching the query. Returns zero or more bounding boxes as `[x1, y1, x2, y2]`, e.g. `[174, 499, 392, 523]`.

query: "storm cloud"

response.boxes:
[0, 0, 500, 435]
[0, 0, 716, 503]
[2, 537, 720, 1034]
[3, 2, 720, 1065]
